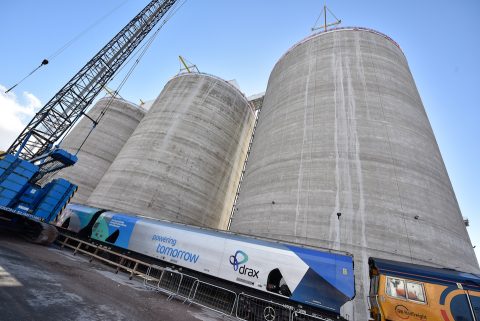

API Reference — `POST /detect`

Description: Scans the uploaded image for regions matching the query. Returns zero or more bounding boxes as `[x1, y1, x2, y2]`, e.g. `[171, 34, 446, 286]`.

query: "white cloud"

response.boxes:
[0, 84, 42, 151]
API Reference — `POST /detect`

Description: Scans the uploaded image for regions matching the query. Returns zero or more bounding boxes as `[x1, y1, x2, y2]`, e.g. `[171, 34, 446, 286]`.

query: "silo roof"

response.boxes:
[170, 72, 255, 113]
[277, 27, 405, 66]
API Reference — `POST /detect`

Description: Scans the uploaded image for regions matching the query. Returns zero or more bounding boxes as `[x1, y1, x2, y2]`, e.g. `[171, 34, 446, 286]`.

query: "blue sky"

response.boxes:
[1, 0, 479, 262]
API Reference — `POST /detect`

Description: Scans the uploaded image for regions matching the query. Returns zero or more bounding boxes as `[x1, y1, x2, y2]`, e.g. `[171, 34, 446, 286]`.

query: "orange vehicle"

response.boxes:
[368, 257, 480, 321]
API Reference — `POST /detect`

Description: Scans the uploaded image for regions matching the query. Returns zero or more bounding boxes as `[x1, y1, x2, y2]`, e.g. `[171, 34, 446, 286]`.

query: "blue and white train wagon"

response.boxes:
[57, 203, 355, 317]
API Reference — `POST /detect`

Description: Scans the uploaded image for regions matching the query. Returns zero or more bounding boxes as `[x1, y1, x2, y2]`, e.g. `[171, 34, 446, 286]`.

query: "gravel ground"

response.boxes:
[0, 232, 229, 321]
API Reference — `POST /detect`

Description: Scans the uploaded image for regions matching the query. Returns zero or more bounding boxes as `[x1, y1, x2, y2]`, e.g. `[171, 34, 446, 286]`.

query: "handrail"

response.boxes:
[367, 295, 383, 321]
[276, 26, 405, 66]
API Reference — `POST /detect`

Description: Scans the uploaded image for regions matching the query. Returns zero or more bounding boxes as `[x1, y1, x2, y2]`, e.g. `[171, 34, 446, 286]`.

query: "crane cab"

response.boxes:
[368, 257, 480, 321]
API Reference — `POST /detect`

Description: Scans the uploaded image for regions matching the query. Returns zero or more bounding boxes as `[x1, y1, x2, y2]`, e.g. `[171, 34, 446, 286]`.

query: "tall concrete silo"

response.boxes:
[88, 73, 255, 230]
[229, 28, 479, 319]
[54, 97, 145, 203]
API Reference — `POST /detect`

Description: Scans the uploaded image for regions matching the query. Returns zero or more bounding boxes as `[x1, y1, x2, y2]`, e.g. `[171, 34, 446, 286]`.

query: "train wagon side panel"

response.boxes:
[90, 210, 355, 313]
[55, 203, 103, 233]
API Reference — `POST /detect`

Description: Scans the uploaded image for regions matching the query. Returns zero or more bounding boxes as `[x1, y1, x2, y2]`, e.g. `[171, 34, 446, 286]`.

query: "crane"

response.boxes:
[0, 0, 178, 243]
[6, 0, 177, 160]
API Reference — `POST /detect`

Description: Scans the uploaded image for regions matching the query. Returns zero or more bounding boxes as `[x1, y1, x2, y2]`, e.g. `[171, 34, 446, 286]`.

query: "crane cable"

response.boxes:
[4, 0, 130, 94]
[70, 0, 187, 155]
[4, 59, 49, 94]
[47, 0, 130, 62]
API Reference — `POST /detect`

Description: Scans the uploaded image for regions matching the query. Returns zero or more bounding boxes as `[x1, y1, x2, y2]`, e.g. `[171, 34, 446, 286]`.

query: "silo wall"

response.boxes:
[229, 28, 479, 319]
[54, 97, 145, 203]
[88, 73, 255, 230]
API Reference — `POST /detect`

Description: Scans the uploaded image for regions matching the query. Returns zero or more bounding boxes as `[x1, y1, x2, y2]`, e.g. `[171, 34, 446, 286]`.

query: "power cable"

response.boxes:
[48, 0, 130, 61]
[71, 0, 187, 155]
[4, 0, 130, 94]
[312, 9, 325, 31]
[326, 6, 340, 22]
[4, 59, 48, 93]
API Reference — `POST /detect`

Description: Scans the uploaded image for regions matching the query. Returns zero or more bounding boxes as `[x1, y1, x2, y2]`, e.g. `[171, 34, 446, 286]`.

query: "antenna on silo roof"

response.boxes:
[102, 85, 123, 100]
[311, 4, 341, 32]
[178, 55, 200, 74]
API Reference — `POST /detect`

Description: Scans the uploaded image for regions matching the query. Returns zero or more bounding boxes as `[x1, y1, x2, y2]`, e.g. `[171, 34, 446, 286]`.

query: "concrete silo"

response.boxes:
[229, 28, 479, 319]
[54, 97, 145, 203]
[88, 73, 255, 230]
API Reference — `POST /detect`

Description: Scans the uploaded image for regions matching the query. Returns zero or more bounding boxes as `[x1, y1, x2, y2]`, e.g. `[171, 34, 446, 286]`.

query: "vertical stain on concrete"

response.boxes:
[330, 32, 342, 251]
[294, 44, 313, 241]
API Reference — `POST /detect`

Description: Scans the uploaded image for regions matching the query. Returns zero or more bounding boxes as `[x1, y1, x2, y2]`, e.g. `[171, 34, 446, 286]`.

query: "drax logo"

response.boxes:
[229, 250, 259, 278]
[229, 250, 248, 271]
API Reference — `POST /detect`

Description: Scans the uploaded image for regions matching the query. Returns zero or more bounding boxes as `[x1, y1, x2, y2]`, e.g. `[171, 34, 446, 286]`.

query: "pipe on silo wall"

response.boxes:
[88, 73, 255, 230]
[53, 97, 146, 204]
[229, 28, 479, 320]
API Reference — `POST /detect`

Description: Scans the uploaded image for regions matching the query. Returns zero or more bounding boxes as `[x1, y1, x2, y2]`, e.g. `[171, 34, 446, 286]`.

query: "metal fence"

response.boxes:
[177, 273, 198, 301]
[58, 234, 340, 321]
[189, 280, 238, 315]
[144, 265, 163, 289]
[158, 269, 183, 298]
[236, 293, 293, 321]
[145, 267, 198, 302]
[143, 266, 330, 321]
[145, 266, 237, 315]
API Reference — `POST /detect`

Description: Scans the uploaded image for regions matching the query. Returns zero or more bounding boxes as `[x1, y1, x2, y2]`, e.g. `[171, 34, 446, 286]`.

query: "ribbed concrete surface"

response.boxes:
[88, 73, 255, 230]
[53, 97, 145, 203]
[229, 28, 479, 319]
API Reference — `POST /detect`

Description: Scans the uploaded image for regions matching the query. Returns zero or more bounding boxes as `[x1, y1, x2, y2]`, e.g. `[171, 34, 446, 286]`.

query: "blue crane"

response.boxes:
[0, 0, 177, 243]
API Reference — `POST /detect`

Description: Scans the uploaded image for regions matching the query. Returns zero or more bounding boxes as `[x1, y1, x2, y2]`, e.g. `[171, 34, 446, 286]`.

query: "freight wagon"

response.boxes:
[56, 203, 356, 320]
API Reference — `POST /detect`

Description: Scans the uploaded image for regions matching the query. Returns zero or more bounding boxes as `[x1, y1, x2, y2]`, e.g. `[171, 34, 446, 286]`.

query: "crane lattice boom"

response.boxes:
[7, 0, 177, 160]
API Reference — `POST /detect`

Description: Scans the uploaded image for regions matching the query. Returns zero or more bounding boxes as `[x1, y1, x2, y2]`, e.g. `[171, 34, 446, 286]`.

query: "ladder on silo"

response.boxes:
[227, 104, 262, 230]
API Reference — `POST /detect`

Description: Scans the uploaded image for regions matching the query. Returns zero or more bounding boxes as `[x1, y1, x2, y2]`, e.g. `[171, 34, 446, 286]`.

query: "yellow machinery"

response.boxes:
[369, 258, 480, 321]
